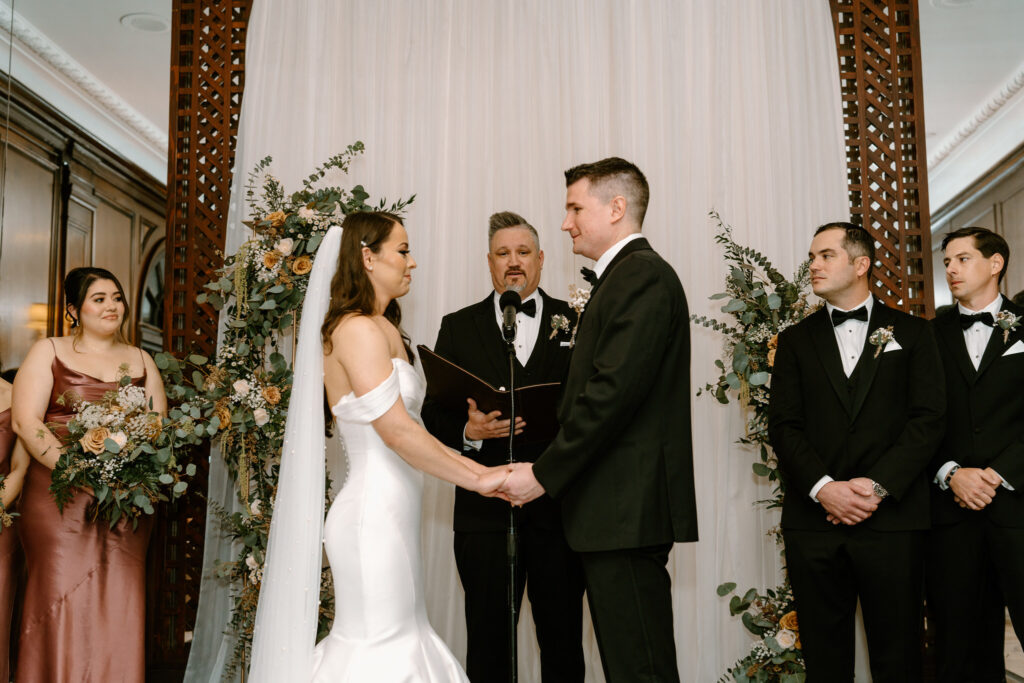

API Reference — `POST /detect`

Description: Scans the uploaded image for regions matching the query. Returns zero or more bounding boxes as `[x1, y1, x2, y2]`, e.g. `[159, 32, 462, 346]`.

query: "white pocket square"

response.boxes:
[560, 341, 572, 347]
[884, 340, 903, 352]
[1003, 340, 1024, 356]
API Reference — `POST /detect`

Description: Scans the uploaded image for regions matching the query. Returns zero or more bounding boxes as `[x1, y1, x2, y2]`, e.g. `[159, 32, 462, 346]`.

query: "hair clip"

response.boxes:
[360, 240, 367, 247]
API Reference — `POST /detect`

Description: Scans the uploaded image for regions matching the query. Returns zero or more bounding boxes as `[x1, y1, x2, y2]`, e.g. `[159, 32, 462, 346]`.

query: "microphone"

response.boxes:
[499, 290, 522, 342]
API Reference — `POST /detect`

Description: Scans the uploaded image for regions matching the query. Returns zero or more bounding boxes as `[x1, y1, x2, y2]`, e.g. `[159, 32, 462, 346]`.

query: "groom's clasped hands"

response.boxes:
[480, 462, 545, 506]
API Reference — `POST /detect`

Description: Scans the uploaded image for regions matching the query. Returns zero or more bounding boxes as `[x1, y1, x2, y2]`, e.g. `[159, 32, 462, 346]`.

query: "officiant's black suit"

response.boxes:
[421, 288, 584, 683]
[532, 237, 698, 683]
[926, 300, 1024, 683]
[768, 301, 945, 682]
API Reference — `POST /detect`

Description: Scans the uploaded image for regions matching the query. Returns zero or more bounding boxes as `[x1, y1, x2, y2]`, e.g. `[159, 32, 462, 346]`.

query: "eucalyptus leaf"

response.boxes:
[749, 371, 770, 386]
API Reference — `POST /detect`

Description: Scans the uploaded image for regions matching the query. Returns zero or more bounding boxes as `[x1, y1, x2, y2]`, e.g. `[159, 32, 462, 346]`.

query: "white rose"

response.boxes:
[232, 379, 250, 396]
[275, 237, 294, 255]
[109, 431, 128, 449]
[253, 408, 270, 426]
[297, 206, 316, 220]
[245, 554, 258, 570]
[775, 629, 797, 649]
[249, 498, 262, 515]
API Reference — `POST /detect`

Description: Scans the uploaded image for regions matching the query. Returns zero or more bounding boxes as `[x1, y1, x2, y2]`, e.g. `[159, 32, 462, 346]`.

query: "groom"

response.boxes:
[502, 157, 697, 682]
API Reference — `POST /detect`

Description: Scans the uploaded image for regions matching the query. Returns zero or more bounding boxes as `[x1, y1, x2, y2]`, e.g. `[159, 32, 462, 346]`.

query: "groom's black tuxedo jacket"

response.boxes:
[768, 300, 946, 531]
[930, 300, 1024, 527]
[421, 289, 575, 533]
[532, 237, 698, 553]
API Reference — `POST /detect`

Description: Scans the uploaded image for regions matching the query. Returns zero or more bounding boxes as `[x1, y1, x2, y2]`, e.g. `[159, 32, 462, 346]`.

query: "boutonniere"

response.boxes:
[995, 310, 1021, 343]
[567, 284, 591, 348]
[549, 314, 570, 340]
[868, 325, 895, 358]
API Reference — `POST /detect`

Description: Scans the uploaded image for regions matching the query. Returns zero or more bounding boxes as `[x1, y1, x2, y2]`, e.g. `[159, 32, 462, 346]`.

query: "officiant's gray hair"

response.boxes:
[488, 211, 540, 251]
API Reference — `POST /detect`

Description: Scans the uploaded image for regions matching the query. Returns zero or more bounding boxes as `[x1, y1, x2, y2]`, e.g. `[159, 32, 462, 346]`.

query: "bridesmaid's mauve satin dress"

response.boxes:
[0, 408, 18, 682]
[16, 355, 153, 683]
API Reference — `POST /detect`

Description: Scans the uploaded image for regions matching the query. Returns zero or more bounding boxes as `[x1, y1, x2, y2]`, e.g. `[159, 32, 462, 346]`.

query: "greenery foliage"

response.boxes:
[693, 212, 815, 681]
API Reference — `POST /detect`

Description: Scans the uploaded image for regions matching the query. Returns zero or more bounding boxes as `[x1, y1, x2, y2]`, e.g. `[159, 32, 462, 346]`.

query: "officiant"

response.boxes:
[421, 211, 585, 683]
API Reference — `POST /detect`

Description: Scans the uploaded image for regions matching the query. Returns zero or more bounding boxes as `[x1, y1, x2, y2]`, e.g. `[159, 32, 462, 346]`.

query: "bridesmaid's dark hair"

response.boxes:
[320, 211, 413, 360]
[64, 267, 132, 345]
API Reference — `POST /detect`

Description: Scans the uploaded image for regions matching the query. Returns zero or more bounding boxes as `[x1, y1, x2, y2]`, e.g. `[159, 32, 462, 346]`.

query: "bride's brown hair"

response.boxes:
[320, 211, 413, 360]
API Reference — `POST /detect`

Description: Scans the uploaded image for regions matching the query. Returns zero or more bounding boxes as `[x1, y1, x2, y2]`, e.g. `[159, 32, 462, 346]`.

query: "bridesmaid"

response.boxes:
[11, 267, 166, 682]
[0, 376, 29, 682]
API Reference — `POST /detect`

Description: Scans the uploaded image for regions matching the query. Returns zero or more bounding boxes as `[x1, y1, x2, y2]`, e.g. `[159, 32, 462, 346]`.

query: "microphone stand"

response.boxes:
[502, 323, 519, 683]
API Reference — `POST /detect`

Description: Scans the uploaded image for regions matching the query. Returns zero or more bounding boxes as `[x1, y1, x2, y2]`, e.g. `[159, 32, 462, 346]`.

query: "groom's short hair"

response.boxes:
[488, 211, 540, 251]
[814, 221, 875, 265]
[565, 157, 649, 227]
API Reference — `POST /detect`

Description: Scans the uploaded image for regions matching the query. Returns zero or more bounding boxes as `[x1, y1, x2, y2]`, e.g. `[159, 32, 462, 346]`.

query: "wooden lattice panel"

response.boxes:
[153, 0, 252, 675]
[831, 0, 934, 317]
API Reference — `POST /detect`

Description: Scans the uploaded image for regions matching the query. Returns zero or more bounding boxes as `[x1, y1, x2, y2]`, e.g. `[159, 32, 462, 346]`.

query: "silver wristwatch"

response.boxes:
[871, 479, 889, 499]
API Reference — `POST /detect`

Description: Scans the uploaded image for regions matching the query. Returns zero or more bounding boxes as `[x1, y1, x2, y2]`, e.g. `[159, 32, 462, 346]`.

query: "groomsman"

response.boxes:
[927, 226, 1024, 683]
[502, 157, 697, 682]
[421, 211, 585, 683]
[768, 222, 945, 682]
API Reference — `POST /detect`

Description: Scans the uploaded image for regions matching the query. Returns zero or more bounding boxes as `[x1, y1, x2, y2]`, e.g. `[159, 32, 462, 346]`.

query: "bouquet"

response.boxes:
[49, 364, 196, 528]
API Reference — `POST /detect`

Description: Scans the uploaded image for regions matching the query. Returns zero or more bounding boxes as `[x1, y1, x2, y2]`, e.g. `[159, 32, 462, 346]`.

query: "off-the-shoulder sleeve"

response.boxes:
[334, 366, 401, 424]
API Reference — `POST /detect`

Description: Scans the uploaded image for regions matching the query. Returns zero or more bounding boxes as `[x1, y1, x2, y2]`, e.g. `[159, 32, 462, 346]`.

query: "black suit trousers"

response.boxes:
[784, 527, 925, 683]
[926, 517, 1024, 683]
[454, 521, 585, 683]
[578, 544, 679, 683]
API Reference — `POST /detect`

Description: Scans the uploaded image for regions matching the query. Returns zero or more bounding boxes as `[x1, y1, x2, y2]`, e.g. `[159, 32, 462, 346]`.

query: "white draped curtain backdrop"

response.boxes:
[185, 1, 849, 681]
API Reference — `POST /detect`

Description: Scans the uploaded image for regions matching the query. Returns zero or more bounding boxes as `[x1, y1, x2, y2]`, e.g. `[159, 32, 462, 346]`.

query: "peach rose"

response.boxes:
[109, 431, 128, 450]
[297, 206, 316, 220]
[779, 610, 798, 632]
[291, 255, 312, 275]
[262, 386, 282, 405]
[275, 237, 294, 256]
[262, 250, 282, 270]
[253, 408, 270, 426]
[265, 210, 287, 227]
[775, 629, 797, 649]
[80, 427, 110, 455]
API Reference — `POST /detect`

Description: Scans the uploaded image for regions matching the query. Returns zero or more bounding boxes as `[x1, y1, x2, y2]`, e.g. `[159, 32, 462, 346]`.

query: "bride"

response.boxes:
[248, 211, 510, 682]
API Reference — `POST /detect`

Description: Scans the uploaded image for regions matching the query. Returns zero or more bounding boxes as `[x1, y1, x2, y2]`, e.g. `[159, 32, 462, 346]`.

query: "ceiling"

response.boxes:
[8, 1, 1024, 210]
[920, 0, 1024, 148]
[14, 0, 170, 135]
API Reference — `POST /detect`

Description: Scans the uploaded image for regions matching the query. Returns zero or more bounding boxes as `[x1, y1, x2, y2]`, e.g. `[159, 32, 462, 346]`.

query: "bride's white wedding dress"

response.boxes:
[311, 358, 469, 682]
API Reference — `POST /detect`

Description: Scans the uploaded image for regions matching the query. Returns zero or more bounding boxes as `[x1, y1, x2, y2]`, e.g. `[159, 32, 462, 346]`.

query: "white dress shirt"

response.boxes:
[593, 233, 644, 279]
[935, 294, 1013, 491]
[809, 295, 873, 501]
[463, 290, 543, 451]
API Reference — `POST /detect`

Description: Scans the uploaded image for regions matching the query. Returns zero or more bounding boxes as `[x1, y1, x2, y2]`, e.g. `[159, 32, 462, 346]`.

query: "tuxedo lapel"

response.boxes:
[975, 299, 1022, 379]
[938, 308, 978, 385]
[591, 237, 652, 296]
[808, 308, 853, 415]
[472, 295, 509, 382]
[848, 300, 889, 421]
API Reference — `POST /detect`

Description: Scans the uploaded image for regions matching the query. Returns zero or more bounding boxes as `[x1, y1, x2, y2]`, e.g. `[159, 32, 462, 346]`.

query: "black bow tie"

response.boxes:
[960, 311, 994, 329]
[519, 299, 537, 317]
[580, 267, 598, 286]
[830, 306, 868, 327]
